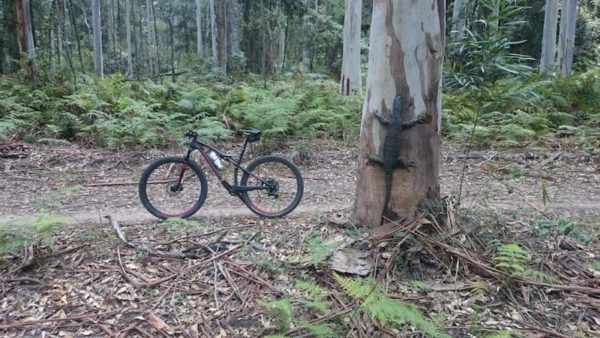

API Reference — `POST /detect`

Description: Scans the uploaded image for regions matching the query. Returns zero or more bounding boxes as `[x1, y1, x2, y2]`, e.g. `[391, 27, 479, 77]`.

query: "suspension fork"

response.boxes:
[173, 148, 194, 190]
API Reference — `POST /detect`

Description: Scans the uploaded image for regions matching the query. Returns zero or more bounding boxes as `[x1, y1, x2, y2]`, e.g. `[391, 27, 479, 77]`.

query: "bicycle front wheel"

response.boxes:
[139, 157, 208, 219]
[240, 156, 304, 218]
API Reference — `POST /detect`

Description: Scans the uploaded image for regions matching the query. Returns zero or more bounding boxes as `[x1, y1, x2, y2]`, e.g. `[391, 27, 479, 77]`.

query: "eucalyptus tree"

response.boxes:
[92, 0, 103, 77]
[340, 0, 361, 96]
[540, 0, 558, 74]
[196, 0, 204, 55]
[355, 0, 445, 227]
[557, 0, 578, 75]
[451, 0, 468, 41]
[16, 0, 36, 78]
[125, 0, 133, 78]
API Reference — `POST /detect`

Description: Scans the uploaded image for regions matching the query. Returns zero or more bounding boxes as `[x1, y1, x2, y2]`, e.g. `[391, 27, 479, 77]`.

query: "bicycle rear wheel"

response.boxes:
[139, 157, 208, 219]
[240, 155, 303, 218]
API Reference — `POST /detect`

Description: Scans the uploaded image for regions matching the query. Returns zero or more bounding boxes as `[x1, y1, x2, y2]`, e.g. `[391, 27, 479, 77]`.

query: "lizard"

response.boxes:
[367, 93, 430, 219]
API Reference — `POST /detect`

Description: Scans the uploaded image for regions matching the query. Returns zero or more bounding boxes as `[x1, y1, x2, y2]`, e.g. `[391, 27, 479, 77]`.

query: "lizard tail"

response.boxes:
[383, 169, 393, 213]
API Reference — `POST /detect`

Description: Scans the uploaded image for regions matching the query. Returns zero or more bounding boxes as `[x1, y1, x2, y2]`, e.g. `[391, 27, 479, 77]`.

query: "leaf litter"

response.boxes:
[0, 139, 599, 337]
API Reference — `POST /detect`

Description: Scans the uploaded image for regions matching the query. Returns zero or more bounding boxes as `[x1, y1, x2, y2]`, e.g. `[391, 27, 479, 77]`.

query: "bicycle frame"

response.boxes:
[183, 135, 270, 196]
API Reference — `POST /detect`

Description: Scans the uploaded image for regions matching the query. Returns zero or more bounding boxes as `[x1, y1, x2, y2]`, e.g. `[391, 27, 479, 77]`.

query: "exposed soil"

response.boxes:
[1, 141, 598, 227]
[1, 140, 599, 337]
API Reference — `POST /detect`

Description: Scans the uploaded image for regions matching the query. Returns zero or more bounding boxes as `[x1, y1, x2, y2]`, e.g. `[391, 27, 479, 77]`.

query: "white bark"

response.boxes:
[451, 0, 468, 40]
[210, 0, 218, 63]
[92, 0, 103, 77]
[227, 0, 240, 56]
[126, 0, 133, 78]
[557, 0, 577, 75]
[196, 0, 204, 55]
[340, 0, 362, 96]
[278, 24, 286, 74]
[354, 0, 444, 226]
[540, 0, 559, 74]
[146, 0, 155, 74]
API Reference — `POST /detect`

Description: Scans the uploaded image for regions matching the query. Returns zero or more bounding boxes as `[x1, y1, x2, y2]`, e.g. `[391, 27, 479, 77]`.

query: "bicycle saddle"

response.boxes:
[240, 129, 262, 142]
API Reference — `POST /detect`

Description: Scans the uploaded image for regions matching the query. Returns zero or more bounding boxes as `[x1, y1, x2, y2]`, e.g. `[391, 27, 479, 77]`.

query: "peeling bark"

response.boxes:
[354, 0, 444, 227]
[340, 0, 362, 96]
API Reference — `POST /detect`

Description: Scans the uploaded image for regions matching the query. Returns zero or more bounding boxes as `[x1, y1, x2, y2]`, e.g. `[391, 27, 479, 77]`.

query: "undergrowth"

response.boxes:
[0, 215, 69, 254]
[0, 73, 361, 148]
[444, 69, 600, 153]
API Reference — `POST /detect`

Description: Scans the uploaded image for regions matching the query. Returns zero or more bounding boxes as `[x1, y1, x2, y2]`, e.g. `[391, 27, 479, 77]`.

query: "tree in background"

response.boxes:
[557, 0, 578, 75]
[92, 0, 103, 78]
[196, 0, 204, 56]
[540, 0, 559, 74]
[354, 0, 445, 227]
[340, 0, 361, 96]
[15, 0, 36, 79]
[451, 0, 468, 41]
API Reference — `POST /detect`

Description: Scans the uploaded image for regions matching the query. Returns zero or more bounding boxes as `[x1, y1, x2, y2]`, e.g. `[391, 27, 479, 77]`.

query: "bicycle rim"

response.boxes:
[241, 157, 303, 218]
[140, 158, 206, 218]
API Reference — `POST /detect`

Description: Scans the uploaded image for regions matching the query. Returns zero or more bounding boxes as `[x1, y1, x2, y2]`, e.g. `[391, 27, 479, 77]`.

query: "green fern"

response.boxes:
[334, 275, 450, 338]
[0, 215, 69, 254]
[303, 231, 344, 266]
[296, 280, 330, 313]
[494, 243, 529, 275]
[483, 330, 513, 338]
[261, 298, 293, 332]
[302, 321, 337, 338]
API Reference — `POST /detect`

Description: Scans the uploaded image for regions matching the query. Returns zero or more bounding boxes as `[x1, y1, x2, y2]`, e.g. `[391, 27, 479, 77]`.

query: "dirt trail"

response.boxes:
[1, 142, 599, 229]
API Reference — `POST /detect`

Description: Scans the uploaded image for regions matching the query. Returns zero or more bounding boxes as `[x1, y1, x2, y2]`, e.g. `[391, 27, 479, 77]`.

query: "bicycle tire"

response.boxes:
[240, 155, 304, 218]
[139, 156, 208, 219]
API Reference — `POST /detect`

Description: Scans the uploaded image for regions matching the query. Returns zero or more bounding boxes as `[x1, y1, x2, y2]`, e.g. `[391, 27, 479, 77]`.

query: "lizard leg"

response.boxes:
[372, 111, 390, 126]
[401, 113, 431, 128]
[394, 158, 415, 170]
[366, 155, 385, 166]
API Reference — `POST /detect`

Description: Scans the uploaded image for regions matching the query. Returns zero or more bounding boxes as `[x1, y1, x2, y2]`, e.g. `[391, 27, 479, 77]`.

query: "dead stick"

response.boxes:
[116, 246, 144, 289]
[512, 318, 571, 338]
[151, 283, 175, 311]
[47, 244, 89, 258]
[284, 308, 356, 336]
[517, 279, 600, 295]
[0, 310, 120, 330]
[218, 262, 245, 304]
[107, 216, 135, 248]
[161, 224, 261, 245]
[181, 233, 258, 273]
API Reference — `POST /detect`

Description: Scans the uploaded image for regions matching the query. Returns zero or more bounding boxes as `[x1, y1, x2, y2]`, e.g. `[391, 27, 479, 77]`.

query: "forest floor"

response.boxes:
[1, 139, 599, 337]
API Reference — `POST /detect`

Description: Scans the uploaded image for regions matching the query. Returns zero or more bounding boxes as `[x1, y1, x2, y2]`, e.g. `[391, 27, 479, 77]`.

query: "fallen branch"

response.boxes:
[512, 318, 571, 338]
[0, 310, 119, 330]
[106, 215, 207, 259]
[47, 244, 89, 258]
[160, 224, 261, 246]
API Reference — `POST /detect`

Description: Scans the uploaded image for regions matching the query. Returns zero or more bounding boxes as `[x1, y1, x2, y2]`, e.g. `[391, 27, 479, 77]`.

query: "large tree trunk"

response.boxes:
[340, 0, 362, 96]
[146, 0, 155, 75]
[210, 0, 218, 63]
[557, 0, 577, 75]
[15, 0, 36, 78]
[92, 0, 103, 77]
[196, 0, 204, 55]
[125, 0, 133, 78]
[540, 0, 559, 74]
[451, 0, 468, 40]
[216, 0, 228, 72]
[354, 0, 445, 227]
[227, 0, 240, 57]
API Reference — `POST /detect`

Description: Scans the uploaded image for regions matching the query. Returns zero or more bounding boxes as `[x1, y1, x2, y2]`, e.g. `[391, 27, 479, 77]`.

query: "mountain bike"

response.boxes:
[138, 129, 304, 219]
